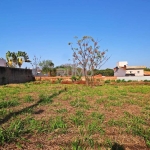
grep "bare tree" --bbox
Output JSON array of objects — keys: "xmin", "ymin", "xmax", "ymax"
[
  {"xmin": 68, "ymin": 36, "xmax": 110, "ymax": 85},
  {"xmin": 30, "ymin": 55, "xmax": 41, "ymax": 75}
]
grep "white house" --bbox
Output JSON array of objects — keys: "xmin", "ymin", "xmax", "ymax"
[
  {"xmin": 114, "ymin": 61, "xmax": 146, "ymax": 77},
  {"xmin": 0, "ymin": 58, "xmax": 6, "ymax": 67}
]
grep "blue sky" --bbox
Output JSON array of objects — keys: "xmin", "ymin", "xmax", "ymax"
[{"xmin": 0, "ymin": 0, "xmax": 150, "ymax": 69}]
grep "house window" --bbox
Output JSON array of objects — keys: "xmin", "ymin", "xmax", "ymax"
[{"xmin": 137, "ymin": 71, "xmax": 140, "ymax": 73}]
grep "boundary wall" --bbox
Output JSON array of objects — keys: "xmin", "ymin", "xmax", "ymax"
[{"xmin": 0, "ymin": 66, "xmax": 34, "ymax": 85}]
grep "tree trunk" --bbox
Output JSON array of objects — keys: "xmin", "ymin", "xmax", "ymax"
[{"xmin": 48, "ymin": 71, "xmax": 51, "ymax": 77}]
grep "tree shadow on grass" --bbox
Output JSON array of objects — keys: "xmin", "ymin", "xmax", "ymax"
[
  {"xmin": 0, "ymin": 88, "xmax": 66, "ymax": 125},
  {"xmin": 33, "ymin": 109, "xmax": 44, "ymax": 114},
  {"xmin": 111, "ymin": 142, "xmax": 125, "ymax": 150}
]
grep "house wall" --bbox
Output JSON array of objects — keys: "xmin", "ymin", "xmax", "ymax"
[
  {"xmin": 114, "ymin": 68, "xmax": 126, "ymax": 77},
  {"xmin": 0, "ymin": 59, "xmax": 6, "ymax": 67},
  {"xmin": 117, "ymin": 61, "xmax": 128, "ymax": 67},
  {"xmin": 126, "ymin": 69, "xmax": 144, "ymax": 76},
  {"xmin": 0, "ymin": 66, "xmax": 35, "ymax": 85}
]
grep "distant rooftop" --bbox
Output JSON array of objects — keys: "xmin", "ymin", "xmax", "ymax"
[
  {"xmin": 144, "ymin": 71, "xmax": 150, "ymax": 76},
  {"xmin": 126, "ymin": 66, "xmax": 146, "ymax": 69}
]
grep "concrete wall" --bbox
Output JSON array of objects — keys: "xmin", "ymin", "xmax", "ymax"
[
  {"xmin": 117, "ymin": 76, "xmax": 150, "ymax": 81},
  {"xmin": 0, "ymin": 66, "xmax": 35, "ymax": 85},
  {"xmin": 114, "ymin": 68, "xmax": 126, "ymax": 77}
]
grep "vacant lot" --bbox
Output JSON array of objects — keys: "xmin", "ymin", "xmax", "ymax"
[{"xmin": 0, "ymin": 81, "xmax": 150, "ymax": 150}]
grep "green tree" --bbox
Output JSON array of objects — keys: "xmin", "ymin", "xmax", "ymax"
[
  {"xmin": 94, "ymin": 68, "xmax": 114, "ymax": 76},
  {"xmin": 39, "ymin": 60, "xmax": 55, "ymax": 76},
  {"xmin": 144, "ymin": 67, "xmax": 150, "ymax": 71}
]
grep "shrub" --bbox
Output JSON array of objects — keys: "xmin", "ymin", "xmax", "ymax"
[
  {"xmin": 127, "ymin": 80, "xmax": 132, "ymax": 82},
  {"xmin": 105, "ymin": 80, "xmax": 110, "ymax": 83},
  {"xmin": 144, "ymin": 80, "xmax": 150, "ymax": 82},
  {"xmin": 121, "ymin": 79, "xmax": 126, "ymax": 82},
  {"xmin": 116, "ymin": 79, "xmax": 121, "ymax": 83}
]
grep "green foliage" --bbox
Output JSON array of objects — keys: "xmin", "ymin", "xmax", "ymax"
[
  {"xmin": 87, "ymin": 121, "xmax": 105, "ymax": 135},
  {"xmin": 127, "ymin": 80, "xmax": 132, "ymax": 82},
  {"xmin": 39, "ymin": 60, "xmax": 56, "ymax": 76},
  {"xmin": 39, "ymin": 60, "xmax": 54, "ymax": 70},
  {"xmin": 0, "ymin": 82, "xmax": 150, "ymax": 148},
  {"xmin": 71, "ymin": 75, "xmax": 82, "ymax": 82},
  {"xmin": 24, "ymin": 95, "xmax": 34, "ymax": 102},
  {"xmin": 94, "ymin": 68, "xmax": 114, "ymax": 76},
  {"xmin": 57, "ymin": 78, "xmax": 63, "ymax": 83},
  {"xmin": 39, "ymin": 94, "xmax": 53, "ymax": 104},
  {"xmin": 49, "ymin": 117, "xmax": 67, "ymax": 131},
  {"xmin": 6, "ymin": 51, "xmax": 30, "ymax": 68},
  {"xmin": 144, "ymin": 67, "xmax": 150, "ymax": 71},
  {"xmin": 0, "ymin": 119, "xmax": 27, "ymax": 145},
  {"xmin": 144, "ymin": 80, "xmax": 150, "ymax": 82},
  {"xmin": 56, "ymin": 108, "xmax": 67, "ymax": 113},
  {"xmin": 70, "ymin": 98, "xmax": 90, "ymax": 109},
  {"xmin": 70, "ymin": 115, "xmax": 85, "ymax": 127},
  {"xmin": 91, "ymin": 112, "xmax": 105, "ymax": 122},
  {"xmin": 116, "ymin": 79, "xmax": 121, "ymax": 83},
  {"xmin": 72, "ymin": 138, "xmax": 84, "ymax": 150},
  {"xmin": 105, "ymin": 80, "xmax": 110, "ymax": 83},
  {"xmin": 0, "ymin": 109, "xmax": 8, "ymax": 118},
  {"xmin": 0, "ymin": 116, "xmax": 67, "ymax": 145},
  {"xmin": 71, "ymin": 76, "xmax": 77, "ymax": 82},
  {"xmin": 121, "ymin": 79, "xmax": 126, "ymax": 82},
  {"xmin": 0, "ymin": 100, "xmax": 19, "ymax": 109}
]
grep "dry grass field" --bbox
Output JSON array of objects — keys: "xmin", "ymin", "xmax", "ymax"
[{"xmin": 0, "ymin": 81, "xmax": 150, "ymax": 150}]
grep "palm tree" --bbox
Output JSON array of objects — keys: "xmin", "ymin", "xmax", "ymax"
[
  {"xmin": 6, "ymin": 51, "xmax": 30, "ymax": 68},
  {"xmin": 6, "ymin": 51, "xmax": 13, "ymax": 67},
  {"xmin": 17, "ymin": 51, "xmax": 31, "ymax": 68},
  {"xmin": 11, "ymin": 52, "xmax": 17, "ymax": 67}
]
